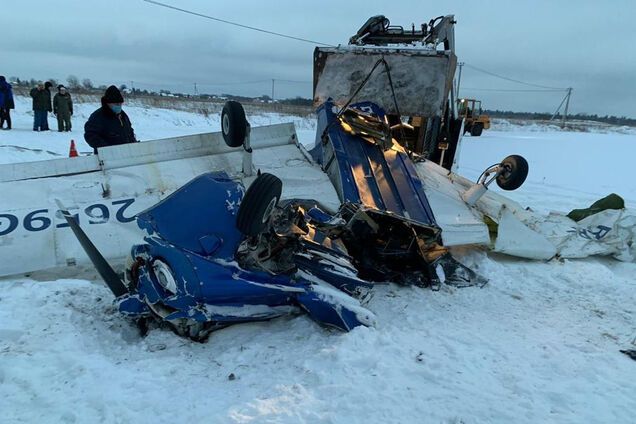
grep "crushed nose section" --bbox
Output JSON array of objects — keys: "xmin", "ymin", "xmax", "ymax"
[
  {"xmin": 240, "ymin": 197, "xmax": 486, "ymax": 290},
  {"xmin": 119, "ymin": 172, "xmax": 378, "ymax": 340}
]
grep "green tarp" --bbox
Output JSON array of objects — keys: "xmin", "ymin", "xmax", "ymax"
[{"xmin": 567, "ymin": 193, "xmax": 625, "ymax": 222}]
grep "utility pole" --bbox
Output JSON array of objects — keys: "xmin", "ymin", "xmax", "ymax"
[
  {"xmin": 130, "ymin": 81, "xmax": 134, "ymax": 94},
  {"xmin": 194, "ymin": 83, "xmax": 198, "ymax": 96},
  {"xmin": 271, "ymin": 79, "xmax": 275, "ymax": 101},
  {"xmin": 561, "ymin": 87, "xmax": 572, "ymax": 128},
  {"xmin": 456, "ymin": 62, "xmax": 465, "ymax": 99},
  {"xmin": 550, "ymin": 91, "xmax": 569, "ymax": 121}
]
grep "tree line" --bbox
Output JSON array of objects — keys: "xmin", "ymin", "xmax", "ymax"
[
  {"xmin": 8, "ymin": 75, "xmax": 313, "ymax": 104},
  {"xmin": 483, "ymin": 109, "xmax": 636, "ymax": 127},
  {"xmin": 11, "ymin": 75, "xmax": 101, "ymax": 91}
]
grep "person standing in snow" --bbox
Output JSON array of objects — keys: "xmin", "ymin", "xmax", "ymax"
[
  {"xmin": 44, "ymin": 81, "xmax": 53, "ymax": 126},
  {"xmin": 0, "ymin": 76, "xmax": 14, "ymax": 130},
  {"xmin": 84, "ymin": 85, "xmax": 138, "ymax": 153},
  {"xmin": 30, "ymin": 81, "xmax": 52, "ymax": 131},
  {"xmin": 53, "ymin": 85, "xmax": 73, "ymax": 132}
]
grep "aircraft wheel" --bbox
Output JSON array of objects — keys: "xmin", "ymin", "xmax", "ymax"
[
  {"xmin": 496, "ymin": 155, "xmax": 529, "ymax": 191},
  {"xmin": 221, "ymin": 101, "xmax": 247, "ymax": 147},
  {"xmin": 236, "ymin": 173, "xmax": 283, "ymax": 236}
]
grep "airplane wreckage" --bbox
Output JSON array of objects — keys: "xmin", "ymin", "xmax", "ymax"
[{"xmin": 1, "ymin": 16, "xmax": 634, "ymax": 340}]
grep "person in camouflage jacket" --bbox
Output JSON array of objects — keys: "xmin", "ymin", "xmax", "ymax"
[{"xmin": 53, "ymin": 85, "xmax": 73, "ymax": 132}]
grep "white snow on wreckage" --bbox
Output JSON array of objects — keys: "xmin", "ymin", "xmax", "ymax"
[{"xmin": 0, "ymin": 14, "xmax": 635, "ymax": 424}]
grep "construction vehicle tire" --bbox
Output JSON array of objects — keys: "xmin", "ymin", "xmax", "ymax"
[{"xmin": 471, "ymin": 123, "xmax": 483, "ymax": 137}]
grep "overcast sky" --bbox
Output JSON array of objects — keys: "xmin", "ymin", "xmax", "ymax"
[{"xmin": 3, "ymin": 0, "xmax": 635, "ymax": 116}]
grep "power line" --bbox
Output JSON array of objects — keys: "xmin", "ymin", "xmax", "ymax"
[
  {"xmin": 129, "ymin": 80, "xmax": 268, "ymax": 88},
  {"xmin": 462, "ymin": 87, "xmax": 565, "ymax": 93},
  {"xmin": 464, "ymin": 63, "xmax": 566, "ymax": 90},
  {"xmin": 275, "ymin": 79, "xmax": 313, "ymax": 84},
  {"xmin": 114, "ymin": 79, "xmax": 308, "ymax": 89},
  {"xmin": 141, "ymin": 0, "xmax": 334, "ymax": 47},
  {"xmin": 196, "ymin": 80, "xmax": 271, "ymax": 87}
]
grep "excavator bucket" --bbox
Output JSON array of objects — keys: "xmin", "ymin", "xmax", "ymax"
[{"xmin": 313, "ymin": 47, "xmax": 457, "ymax": 118}]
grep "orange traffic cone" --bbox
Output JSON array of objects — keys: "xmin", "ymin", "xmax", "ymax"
[{"xmin": 69, "ymin": 139, "xmax": 78, "ymax": 157}]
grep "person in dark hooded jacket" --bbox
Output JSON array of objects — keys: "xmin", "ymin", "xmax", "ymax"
[
  {"xmin": 84, "ymin": 85, "xmax": 138, "ymax": 153},
  {"xmin": 0, "ymin": 76, "xmax": 15, "ymax": 130},
  {"xmin": 30, "ymin": 81, "xmax": 52, "ymax": 131}
]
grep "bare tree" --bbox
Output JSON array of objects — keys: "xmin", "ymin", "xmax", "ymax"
[
  {"xmin": 82, "ymin": 78, "xmax": 94, "ymax": 90},
  {"xmin": 67, "ymin": 75, "xmax": 80, "ymax": 89}
]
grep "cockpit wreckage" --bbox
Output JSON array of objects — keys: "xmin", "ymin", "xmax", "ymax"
[
  {"xmin": 59, "ymin": 95, "xmax": 490, "ymax": 341},
  {"xmin": 4, "ymin": 15, "xmax": 635, "ymax": 341}
]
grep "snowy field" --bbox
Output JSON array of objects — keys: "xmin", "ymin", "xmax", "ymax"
[{"xmin": 1, "ymin": 97, "xmax": 635, "ymax": 423}]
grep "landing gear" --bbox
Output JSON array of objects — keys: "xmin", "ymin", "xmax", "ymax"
[
  {"xmin": 236, "ymin": 173, "xmax": 283, "ymax": 236},
  {"xmin": 496, "ymin": 155, "xmax": 529, "ymax": 191},
  {"xmin": 221, "ymin": 101, "xmax": 248, "ymax": 147},
  {"xmin": 461, "ymin": 154, "xmax": 529, "ymax": 205}
]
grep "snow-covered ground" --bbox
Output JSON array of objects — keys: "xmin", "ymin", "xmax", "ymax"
[
  {"xmin": 1, "ymin": 97, "xmax": 635, "ymax": 423},
  {"xmin": 490, "ymin": 118, "xmax": 636, "ymax": 136}
]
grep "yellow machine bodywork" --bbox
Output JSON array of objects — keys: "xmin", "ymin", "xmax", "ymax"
[{"xmin": 457, "ymin": 98, "xmax": 490, "ymax": 136}]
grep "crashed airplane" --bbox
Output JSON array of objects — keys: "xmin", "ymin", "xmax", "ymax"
[{"xmin": 2, "ymin": 15, "xmax": 634, "ymax": 340}]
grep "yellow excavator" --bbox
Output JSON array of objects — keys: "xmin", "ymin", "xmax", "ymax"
[{"xmin": 457, "ymin": 98, "xmax": 490, "ymax": 136}]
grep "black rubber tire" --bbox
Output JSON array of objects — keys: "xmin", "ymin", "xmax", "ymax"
[
  {"xmin": 496, "ymin": 155, "xmax": 529, "ymax": 191},
  {"xmin": 236, "ymin": 173, "xmax": 283, "ymax": 236},
  {"xmin": 221, "ymin": 101, "xmax": 247, "ymax": 148},
  {"xmin": 470, "ymin": 123, "xmax": 483, "ymax": 137}
]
